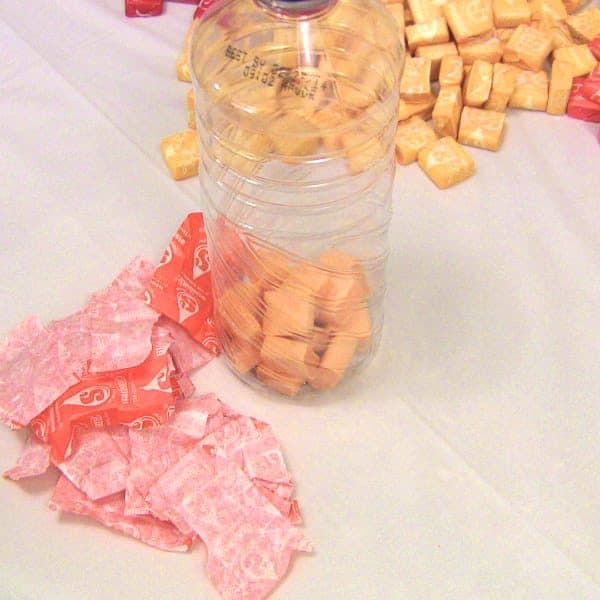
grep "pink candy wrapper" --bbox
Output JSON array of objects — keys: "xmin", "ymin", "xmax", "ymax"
[
  {"xmin": 49, "ymin": 475, "xmax": 193, "ymax": 552},
  {"xmin": 86, "ymin": 257, "xmax": 159, "ymax": 373},
  {"xmin": 0, "ymin": 315, "xmax": 89, "ymax": 429},
  {"xmin": 58, "ymin": 428, "xmax": 130, "ymax": 501},
  {"xmin": 180, "ymin": 450, "xmax": 312, "ymax": 600},
  {"xmin": 3, "ymin": 433, "xmax": 51, "ymax": 480},
  {"xmin": 125, "ymin": 394, "xmax": 221, "ymax": 516}
]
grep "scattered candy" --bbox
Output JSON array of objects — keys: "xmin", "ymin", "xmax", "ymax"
[
  {"xmin": 493, "ymin": 0, "xmax": 532, "ymax": 28},
  {"xmin": 417, "ymin": 136, "xmax": 476, "ymax": 189},
  {"xmin": 503, "ymin": 24, "xmax": 553, "ymax": 71},
  {"xmin": 530, "ymin": 0, "xmax": 568, "ymax": 22},
  {"xmin": 160, "ymin": 129, "xmax": 199, "ymax": 181},
  {"xmin": 458, "ymin": 106, "xmax": 507, "ymax": 151},
  {"xmin": 547, "ymin": 60, "xmax": 574, "ymax": 115},
  {"xmin": 415, "ymin": 42, "xmax": 458, "ymax": 80},
  {"xmin": 395, "ymin": 116, "xmax": 438, "ymax": 164},
  {"xmin": 553, "ymin": 44, "xmax": 598, "ymax": 76},
  {"xmin": 443, "ymin": 0, "xmax": 494, "ymax": 43},
  {"xmin": 509, "ymin": 69, "xmax": 549, "ymax": 111},
  {"xmin": 439, "ymin": 54, "xmax": 464, "ymax": 86},
  {"xmin": 406, "ymin": 17, "xmax": 450, "ymax": 51},
  {"xmin": 432, "ymin": 85, "xmax": 463, "ymax": 138},
  {"xmin": 484, "ymin": 62, "xmax": 518, "ymax": 111},
  {"xmin": 565, "ymin": 6, "xmax": 600, "ymax": 43},
  {"xmin": 463, "ymin": 59, "xmax": 493, "ymax": 107},
  {"xmin": 457, "ymin": 33, "xmax": 504, "ymax": 66},
  {"xmin": 400, "ymin": 57, "xmax": 433, "ymax": 102}
]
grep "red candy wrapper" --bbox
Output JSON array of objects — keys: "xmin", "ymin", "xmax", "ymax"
[
  {"xmin": 125, "ymin": 0, "xmax": 164, "ymax": 17},
  {"xmin": 590, "ymin": 37, "xmax": 600, "ymax": 61},
  {"xmin": 581, "ymin": 66, "xmax": 600, "ymax": 104},
  {"xmin": 567, "ymin": 77, "xmax": 600, "ymax": 123},
  {"xmin": 32, "ymin": 330, "xmax": 179, "ymax": 463},
  {"xmin": 145, "ymin": 213, "xmax": 220, "ymax": 354}
]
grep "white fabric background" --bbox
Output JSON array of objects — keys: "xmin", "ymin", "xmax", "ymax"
[{"xmin": 1, "ymin": 1, "xmax": 599, "ymax": 598}]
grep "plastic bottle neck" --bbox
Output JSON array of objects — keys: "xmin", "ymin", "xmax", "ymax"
[{"xmin": 255, "ymin": 0, "xmax": 336, "ymax": 19}]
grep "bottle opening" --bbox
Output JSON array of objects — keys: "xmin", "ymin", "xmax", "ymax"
[{"xmin": 255, "ymin": 0, "xmax": 336, "ymax": 19}]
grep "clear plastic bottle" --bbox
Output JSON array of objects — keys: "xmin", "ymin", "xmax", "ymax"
[{"xmin": 190, "ymin": 0, "xmax": 405, "ymax": 396}]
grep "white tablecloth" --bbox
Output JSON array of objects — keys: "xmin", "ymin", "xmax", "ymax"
[{"xmin": 1, "ymin": 2, "xmax": 599, "ymax": 598}]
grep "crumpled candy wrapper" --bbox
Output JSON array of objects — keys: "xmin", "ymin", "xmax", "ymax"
[
  {"xmin": 58, "ymin": 428, "xmax": 130, "ymax": 501},
  {"xmin": 157, "ymin": 316, "xmax": 213, "ymax": 374},
  {"xmin": 1, "ymin": 216, "xmax": 311, "ymax": 599},
  {"xmin": 145, "ymin": 213, "xmax": 220, "ymax": 354},
  {"xmin": 31, "ymin": 328, "xmax": 179, "ymax": 463},
  {"xmin": 86, "ymin": 257, "xmax": 159, "ymax": 373},
  {"xmin": 3, "ymin": 433, "xmax": 51, "ymax": 481},
  {"xmin": 180, "ymin": 451, "xmax": 312, "ymax": 600},
  {"xmin": 125, "ymin": 393, "xmax": 222, "ymax": 517},
  {"xmin": 49, "ymin": 475, "xmax": 193, "ymax": 552},
  {"xmin": 0, "ymin": 314, "xmax": 90, "ymax": 429}
]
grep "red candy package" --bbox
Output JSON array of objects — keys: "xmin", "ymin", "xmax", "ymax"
[
  {"xmin": 32, "ymin": 331, "xmax": 179, "ymax": 463},
  {"xmin": 567, "ymin": 77, "xmax": 600, "ymax": 123},
  {"xmin": 125, "ymin": 0, "xmax": 164, "ymax": 17},
  {"xmin": 145, "ymin": 213, "xmax": 220, "ymax": 354},
  {"xmin": 581, "ymin": 66, "xmax": 600, "ymax": 104},
  {"xmin": 590, "ymin": 37, "xmax": 600, "ymax": 61}
]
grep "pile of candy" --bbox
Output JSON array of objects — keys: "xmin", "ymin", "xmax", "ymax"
[
  {"xmin": 392, "ymin": 0, "xmax": 600, "ymax": 188},
  {"xmin": 158, "ymin": 0, "xmax": 599, "ymax": 189},
  {"xmin": 1, "ymin": 214, "xmax": 311, "ymax": 600}
]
